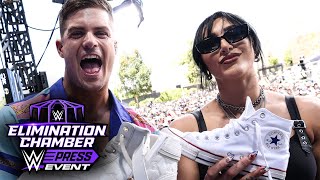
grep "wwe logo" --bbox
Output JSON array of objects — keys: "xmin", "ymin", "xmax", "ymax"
[
  {"xmin": 52, "ymin": 110, "xmax": 64, "ymax": 121},
  {"xmin": 22, "ymin": 150, "xmax": 45, "ymax": 171}
]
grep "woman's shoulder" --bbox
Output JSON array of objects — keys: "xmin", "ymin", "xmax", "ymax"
[
  {"xmin": 289, "ymin": 94, "xmax": 320, "ymax": 118},
  {"xmin": 294, "ymin": 94, "xmax": 320, "ymax": 106},
  {"xmin": 266, "ymin": 90, "xmax": 320, "ymax": 118},
  {"xmin": 169, "ymin": 113, "xmax": 199, "ymax": 132}
]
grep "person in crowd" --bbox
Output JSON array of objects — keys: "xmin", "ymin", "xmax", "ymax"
[
  {"xmin": 0, "ymin": 0, "xmax": 154, "ymax": 179},
  {"xmin": 170, "ymin": 11, "xmax": 320, "ymax": 179}
]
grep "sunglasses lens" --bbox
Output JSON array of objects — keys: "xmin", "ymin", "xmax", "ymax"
[
  {"xmin": 196, "ymin": 37, "xmax": 220, "ymax": 54},
  {"xmin": 224, "ymin": 24, "xmax": 248, "ymax": 43},
  {"xmin": 196, "ymin": 24, "xmax": 249, "ymax": 54}
]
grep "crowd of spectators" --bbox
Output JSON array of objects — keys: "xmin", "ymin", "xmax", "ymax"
[
  {"xmin": 136, "ymin": 63, "xmax": 320, "ymax": 130},
  {"xmin": 135, "ymin": 89, "xmax": 216, "ymax": 129}
]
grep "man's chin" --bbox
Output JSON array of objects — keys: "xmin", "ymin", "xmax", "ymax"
[
  {"xmin": 82, "ymin": 79, "xmax": 109, "ymax": 91},
  {"xmin": 80, "ymin": 83, "xmax": 104, "ymax": 92}
]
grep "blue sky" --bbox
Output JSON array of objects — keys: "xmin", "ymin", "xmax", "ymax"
[{"xmin": 1, "ymin": 0, "xmax": 320, "ymax": 97}]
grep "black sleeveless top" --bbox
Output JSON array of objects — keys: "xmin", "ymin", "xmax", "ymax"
[{"xmin": 192, "ymin": 96, "xmax": 317, "ymax": 180}]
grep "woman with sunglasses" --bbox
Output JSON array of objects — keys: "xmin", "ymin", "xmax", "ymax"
[{"xmin": 170, "ymin": 11, "xmax": 320, "ymax": 180}]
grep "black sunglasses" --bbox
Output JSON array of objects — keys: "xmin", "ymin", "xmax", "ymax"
[{"xmin": 195, "ymin": 24, "xmax": 249, "ymax": 54}]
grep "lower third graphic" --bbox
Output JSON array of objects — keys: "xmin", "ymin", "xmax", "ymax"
[{"xmin": 6, "ymin": 99, "xmax": 107, "ymax": 172}]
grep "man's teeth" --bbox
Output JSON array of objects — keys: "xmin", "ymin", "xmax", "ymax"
[{"xmin": 82, "ymin": 55, "xmax": 99, "ymax": 60}]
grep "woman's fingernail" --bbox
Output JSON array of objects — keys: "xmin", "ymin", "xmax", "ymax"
[
  {"xmin": 259, "ymin": 167, "xmax": 267, "ymax": 174},
  {"xmin": 248, "ymin": 151, "xmax": 258, "ymax": 160}
]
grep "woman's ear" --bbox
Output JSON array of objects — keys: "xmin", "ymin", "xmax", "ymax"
[{"xmin": 56, "ymin": 39, "xmax": 64, "ymax": 58}]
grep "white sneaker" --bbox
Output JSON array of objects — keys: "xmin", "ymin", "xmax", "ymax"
[
  {"xmin": 168, "ymin": 97, "xmax": 293, "ymax": 180},
  {"xmin": 19, "ymin": 122, "xmax": 181, "ymax": 180},
  {"xmin": 91, "ymin": 122, "xmax": 181, "ymax": 180}
]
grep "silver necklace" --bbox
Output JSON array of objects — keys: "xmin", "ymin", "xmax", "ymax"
[
  {"xmin": 219, "ymin": 103, "xmax": 237, "ymax": 119},
  {"xmin": 216, "ymin": 88, "xmax": 265, "ymax": 117}
]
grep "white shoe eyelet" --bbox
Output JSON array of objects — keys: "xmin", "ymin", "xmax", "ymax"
[
  {"xmin": 260, "ymin": 113, "xmax": 265, "ymax": 118},
  {"xmin": 120, "ymin": 134, "xmax": 124, "ymax": 138},
  {"xmin": 299, "ymin": 129, "xmax": 304, "ymax": 133},
  {"xmin": 227, "ymin": 152, "xmax": 234, "ymax": 157},
  {"xmin": 234, "ymin": 130, "xmax": 240, "ymax": 136},
  {"xmin": 215, "ymin": 136, "xmax": 219, "ymax": 140},
  {"xmin": 123, "ymin": 127, "xmax": 129, "ymax": 132},
  {"xmin": 244, "ymin": 126, "xmax": 249, "ymax": 131},
  {"xmin": 225, "ymin": 134, "xmax": 230, "ymax": 139},
  {"xmin": 301, "ymin": 136, "xmax": 305, "ymax": 139},
  {"xmin": 205, "ymin": 135, "xmax": 209, "ymax": 140},
  {"xmin": 112, "ymin": 149, "xmax": 116, "ymax": 153},
  {"xmin": 252, "ymin": 120, "xmax": 257, "ymax": 125}
]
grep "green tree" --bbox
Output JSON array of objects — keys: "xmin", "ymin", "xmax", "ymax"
[
  {"xmin": 268, "ymin": 56, "xmax": 279, "ymax": 66},
  {"xmin": 179, "ymin": 41, "xmax": 200, "ymax": 84},
  {"xmin": 284, "ymin": 50, "xmax": 293, "ymax": 66},
  {"xmin": 112, "ymin": 87, "xmax": 123, "ymax": 101},
  {"xmin": 157, "ymin": 89, "xmax": 183, "ymax": 102},
  {"xmin": 118, "ymin": 49, "xmax": 152, "ymax": 107}
]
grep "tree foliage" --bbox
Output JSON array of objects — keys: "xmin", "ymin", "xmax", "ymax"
[
  {"xmin": 118, "ymin": 49, "xmax": 152, "ymax": 107},
  {"xmin": 268, "ymin": 56, "xmax": 279, "ymax": 66},
  {"xmin": 284, "ymin": 50, "xmax": 293, "ymax": 66},
  {"xmin": 156, "ymin": 88, "xmax": 183, "ymax": 102},
  {"xmin": 179, "ymin": 41, "xmax": 200, "ymax": 84}
]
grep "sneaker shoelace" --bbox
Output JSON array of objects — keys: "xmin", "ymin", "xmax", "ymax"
[
  {"xmin": 226, "ymin": 119, "xmax": 272, "ymax": 180},
  {"xmin": 253, "ymin": 120, "xmax": 272, "ymax": 180}
]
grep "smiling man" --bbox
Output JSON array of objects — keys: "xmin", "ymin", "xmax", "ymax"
[{"xmin": 0, "ymin": 0, "xmax": 154, "ymax": 179}]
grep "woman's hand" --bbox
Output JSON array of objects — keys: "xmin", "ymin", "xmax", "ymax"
[{"xmin": 204, "ymin": 152, "xmax": 268, "ymax": 180}]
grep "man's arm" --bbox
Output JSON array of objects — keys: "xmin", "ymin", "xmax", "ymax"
[
  {"xmin": 0, "ymin": 106, "xmax": 24, "ymax": 179},
  {"xmin": 126, "ymin": 108, "xmax": 157, "ymax": 133}
]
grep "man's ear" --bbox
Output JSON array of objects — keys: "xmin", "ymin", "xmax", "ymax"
[{"xmin": 56, "ymin": 39, "xmax": 64, "ymax": 58}]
